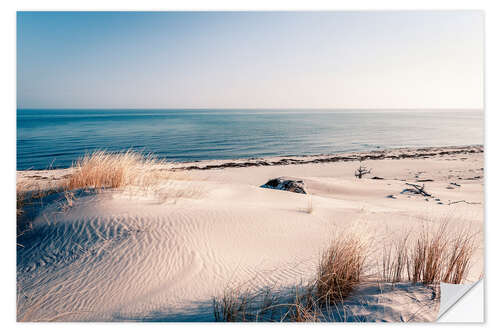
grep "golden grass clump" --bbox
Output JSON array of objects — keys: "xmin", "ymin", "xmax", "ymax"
[
  {"xmin": 381, "ymin": 221, "xmax": 478, "ymax": 285},
  {"xmin": 316, "ymin": 234, "xmax": 366, "ymax": 304},
  {"xmin": 409, "ymin": 224, "xmax": 447, "ymax": 284},
  {"xmin": 441, "ymin": 229, "xmax": 477, "ymax": 284},
  {"xmin": 213, "ymin": 233, "xmax": 367, "ymax": 322},
  {"xmin": 409, "ymin": 222, "xmax": 477, "ymax": 285},
  {"xmin": 382, "ymin": 233, "xmax": 410, "ymax": 283},
  {"xmin": 65, "ymin": 150, "xmax": 170, "ymax": 191},
  {"xmin": 287, "ymin": 286, "xmax": 325, "ymax": 322}
]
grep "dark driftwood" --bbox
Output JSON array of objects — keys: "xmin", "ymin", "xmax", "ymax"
[
  {"xmin": 447, "ymin": 200, "xmax": 480, "ymax": 205},
  {"xmin": 404, "ymin": 183, "xmax": 431, "ymax": 197},
  {"xmin": 355, "ymin": 165, "xmax": 371, "ymax": 179}
]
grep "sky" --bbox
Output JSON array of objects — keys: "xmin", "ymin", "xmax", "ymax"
[{"xmin": 17, "ymin": 11, "xmax": 483, "ymax": 109}]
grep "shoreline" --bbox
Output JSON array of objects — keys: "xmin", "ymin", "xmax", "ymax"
[
  {"xmin": 178, "ymin": 144, "xmax": 483, "ymax": 170},
  {"xmin": 17, "ymin": 144, "xmax": 483, "ymax": 175}
]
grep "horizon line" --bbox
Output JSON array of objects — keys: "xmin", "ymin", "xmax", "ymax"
[{"xmin": 17, "ymin": 107, "xmax": 484, "ymax": 111}]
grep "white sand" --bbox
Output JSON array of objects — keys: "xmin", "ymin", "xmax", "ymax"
[{"xmin": 16, "ymin": 146, "xmax": 483, "ymax": 322}]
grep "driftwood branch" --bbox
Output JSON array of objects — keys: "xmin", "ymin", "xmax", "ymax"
[
  {"xmin": 404, "ymin": 183, "xmax": 431, "ymax": 197},
  {"xmin": 355, "ymin": 165, "xmax": 371, "ymax": 179},
  {"xmin": 447, "ymin": 200, "xmax": 480, "ymax": 205}
]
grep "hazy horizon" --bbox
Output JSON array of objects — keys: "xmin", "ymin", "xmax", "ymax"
[
  {"xmin": 17, "ymin": 11, "xmax": 484, "ymax": 110},
  {"xmin": 17, "ymin": 107, "xmax": 483, "ymax": 111}
]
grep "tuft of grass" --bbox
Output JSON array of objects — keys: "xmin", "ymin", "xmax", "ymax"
[
  {"xmin": 213, "ymin": 287, "xmax": 248, "ymax": 322},
  {"xmin": 409, "ymin": 225, "xmax": 446, "ymax": 284},
  {"xmin": 409, "ymin": 222, "xmax": 477, "ymax": 284},
  {"xmin": 382, "ymin": 232, "xmax": 410, "ymax": 283},
  {"xmin": 316, "ymin": 234, "xmax": 366, "ymax": 304},
  {"xmin": 17, "ymin": 151, "xmax": 193, "ymax": 241},
  {"xmin": 380, "ymin": 221, "xmax": 478, "ymax": 285},
  {"xmin": 287, "ymin": 286, "xmax": 325, "ymax": 322},
  {"xmin": 441, "ymin": 229, "xmax": 476, "ymax": 284},
  {"xmin": 64, "ymin": 150, "xmax": 171, "ymax": 191},
  {"xmin": 213, "ymin": 233, "xmax": 367, "ymax": 322},
  {"xmin": 213, "ymin": 285, "xmax": 281, "ymax": 322}
]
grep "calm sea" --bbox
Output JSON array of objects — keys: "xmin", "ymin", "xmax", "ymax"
[{"xmin": 17, "ymin": 109, "xmax": 483, "ymax": 170}]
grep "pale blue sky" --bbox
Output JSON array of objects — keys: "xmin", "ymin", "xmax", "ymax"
[{"xmin": 17, "ymin": 11, "xmax": 483, "ymax": 109}]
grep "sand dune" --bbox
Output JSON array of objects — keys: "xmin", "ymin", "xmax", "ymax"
[{"xmin": 16, "ymin": 146, "xmax": 483, "ymax": 322}]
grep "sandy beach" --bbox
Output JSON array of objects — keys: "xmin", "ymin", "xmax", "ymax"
[{"xmin": 16, "ymin": 145, "xmax": 484, "ymax": 322}]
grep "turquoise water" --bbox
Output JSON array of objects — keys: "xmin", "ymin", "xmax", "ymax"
[{"xmin": 17, "ymin": 109, "xmax": 483, "ymax": 170}]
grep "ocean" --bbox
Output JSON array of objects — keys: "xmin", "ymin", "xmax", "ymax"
[{"xmin": 17, "ymin": 109, "xmax": 483, "ymax": 170}]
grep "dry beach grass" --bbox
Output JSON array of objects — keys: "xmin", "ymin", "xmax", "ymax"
[
  {"xmin": 381, "ymin": 221, "xmax": 478, "ymax": 285},
  {"xmin": 316, "ymin": 233, "xmax": 366, "ymax": 304},
  {"xmin": 17, "ymin": 150, "xmax": 193, "ymax": 216},
  {"xmin": 65, "ymin": 150, "xmax": 172, "ymax": 191},
  {"xmin": 213, "ymin": 221, "xmax": 479, "ymax": 322}
]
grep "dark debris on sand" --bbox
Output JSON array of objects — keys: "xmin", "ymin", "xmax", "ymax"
[{"xmin": 261, "ymin": 177, "xmax": 307, "ymax": 194}]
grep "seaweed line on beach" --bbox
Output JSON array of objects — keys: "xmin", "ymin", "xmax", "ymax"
[{"xmin": 177, "ymin": 145, "xmax": 483, "ymax": 171}]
